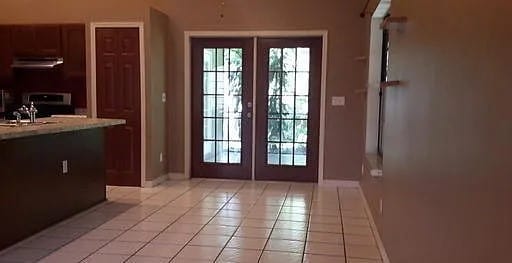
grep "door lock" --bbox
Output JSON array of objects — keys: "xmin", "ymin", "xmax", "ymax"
[{"xmin": 247, "ymin": 112, "xmax": 252, "ymax": 119}]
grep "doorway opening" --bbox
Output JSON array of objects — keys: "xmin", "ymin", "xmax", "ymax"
[
  {"xmin": 190, "ymin": 36, "xmax": 323, "ymax": 182},
  {"xmin": 91, "ymin": 23, "xmax": 146, "ymax": 187},
  {"xmin": 377, "ymin": 21, "xmax": 390, "ymax": 156}
]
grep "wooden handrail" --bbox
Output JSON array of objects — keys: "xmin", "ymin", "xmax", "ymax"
[
  {"xmin": 380, "ymin": 80, "xmax": 402, "ymax": 89},
  {"xmin": 355, "ymin": 81, "xmax": 403, "ymax": 94},
  {"xmin": 354, "ymin": 89, "xmax": 368, "ymax": 94},
  {"xmin": 380, "ymin": 16, "xmax": 408, "ymax": 29}
]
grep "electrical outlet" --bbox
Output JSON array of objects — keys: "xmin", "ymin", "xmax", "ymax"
[
  {"xmin": 162, "ymin": 92, "xmax": 166, "ymax": 103},
  {"xmin": 379, "ymin": 198, "xmax": 383, "ymax": 215},
  {"xmin": 160, "ymin": 152, "xmax": 164, "ymax": 163},
  {"xmin": 62, "ymin": 160, "xmax": 68, "ymax": 174}
]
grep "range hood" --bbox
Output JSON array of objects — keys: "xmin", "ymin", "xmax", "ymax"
[{"xmin": 11, "ymin": 57, "xmax": 64, "ymax": 69}]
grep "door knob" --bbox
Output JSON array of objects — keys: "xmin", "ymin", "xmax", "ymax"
[{"xmin": 247, "ymin": 112, "xmax": 252, "ymax": 119}]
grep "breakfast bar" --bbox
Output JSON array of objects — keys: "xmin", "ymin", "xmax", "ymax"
[{"xmin": 0, "ymin": 117, "xmax": 125, "ymax": 250}]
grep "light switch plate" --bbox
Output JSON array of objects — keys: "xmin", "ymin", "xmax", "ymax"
[
  {"xmin": 62, "ymin": 160, "xmax": 68, "ymax": 174},
  {"xmin": 331, "ymin": 96, "xmax": 345, "ymax": 106}
]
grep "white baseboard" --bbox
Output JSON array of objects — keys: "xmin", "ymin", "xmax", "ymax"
[
  {"xmin": 169, "ymin": 172, "xmax": 188, "ymax": 180},
  {"xmin": 320, "ymin": 180, "xmax": 360, "ymax": 187},
  {"xmin": 144, "ymin": 174, "xmax": 168, "ymax": 188},
  {"xmin": 359, "ymin": 187, "xmax": 391, "ymax": 263}
]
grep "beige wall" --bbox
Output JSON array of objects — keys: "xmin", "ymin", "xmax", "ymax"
[
  {"xmin": 162, "ymin": 0, "xmax": 370, "ymax": 180},
  {"xmin": 0, "ymin": 1, "xmax": 147, "ymax": 23},
  {"xmin": 0, "ymin": 0, "xmax": 371, "ymax": 181},
  {"xmin": 146, "ymin": 8, "xmax": 169, "ymax": 181},
  {"xmin": 367, "ymin": 0, "xmax": 512, "ymax": 262}
]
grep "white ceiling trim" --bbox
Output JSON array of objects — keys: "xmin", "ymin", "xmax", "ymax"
[{"xmin": 373, "ymin": 0, "xmax": 391, "ymax": 18}]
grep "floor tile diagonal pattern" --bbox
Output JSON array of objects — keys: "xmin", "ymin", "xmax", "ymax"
[{"xmin": 0, "ymin": 179, "xmax": 384, "ymax": 263}]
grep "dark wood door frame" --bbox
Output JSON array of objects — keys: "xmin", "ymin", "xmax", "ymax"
[
  {"xmin": 93, "ymin": 24, "xmax": 144, "ymax": 187},
  {"xmin": 186, "ymin": 32, "xmax": 327, "ymax": 183},
  {"xmin": 191, "ymin": 38, "xmax": 254, "ymax": 180},
  {"xmin": 255, "ymin": 37, "xmax": 323, "ymax": 182}
]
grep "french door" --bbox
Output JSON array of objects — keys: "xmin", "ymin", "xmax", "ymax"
[
  {"xmin": 191, "ymin": 38, "xmax": 254, "ymax": 179},
  {"xmin": 191, "ymin": 37, "xmax": 322, "ymax": 182},
  {"xmin": 255, "ymin": 38, "xmax": 322, "ymax": 182}
]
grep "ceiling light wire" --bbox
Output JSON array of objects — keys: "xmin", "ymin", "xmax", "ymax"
[{"xmin": 360, "ymin": 0, "xmax": 372, "ymax": 18}]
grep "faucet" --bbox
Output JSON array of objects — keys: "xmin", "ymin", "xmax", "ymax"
[
  {"xmin": 18, "ymin": 102, "xmax": 38, "ymax": 123},
  {"xmin": 13, "ymin": 111, "xmax": 21, "ymax": 125},
  {"xmin": 29, "ymin": 102, "xmax": 38, "ymax": 123}
]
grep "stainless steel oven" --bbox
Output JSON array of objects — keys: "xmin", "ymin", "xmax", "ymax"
[{"xmin": 22, "ymin": 92, "xmax": 74, "ymax": 117}]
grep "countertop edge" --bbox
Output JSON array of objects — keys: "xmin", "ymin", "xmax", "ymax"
[{"xmin": 0, "ymin": 118, "xmax": 126, "ymax": 141}]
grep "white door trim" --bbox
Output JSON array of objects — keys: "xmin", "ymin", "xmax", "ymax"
[
  {"xmin": 184, "ymin": 30, "xmax": 328, "ymax": 183},
  {"xmin": 90, "ymin": 22, "xmax": 147, "ymax": 187}
]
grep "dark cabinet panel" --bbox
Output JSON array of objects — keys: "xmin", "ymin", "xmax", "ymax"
[
  {"xmin": 11, "ymin": 25, "xmax": 62, "ymax": 57},
  {"xmin": 0, "ymin": 26, "xmax": 13, "ymax": 85},
  {"xmin": 0, "ymin": 129, "xmax": 106, "ymax": 251},
  {"xmin": 1, "ymin": 24, "xmax": 87, "ymax": 107},
  {"xmin": 35, "ymin": 25, "xmax": 62, "ymax": 57},
  {"xmin": 11, "ymin": 26, "xmax": 35, "ymax": 57},
  {"xmin": 62, "ymin": 24, "xmax": 86, "ymax": 77}
]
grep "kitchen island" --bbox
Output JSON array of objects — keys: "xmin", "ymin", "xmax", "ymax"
[{"xmin": 0, "ymin": 117, "xmax": 125, "ymax": 250}]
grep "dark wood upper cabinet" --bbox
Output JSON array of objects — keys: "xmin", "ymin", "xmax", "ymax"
[
  {"xmin": 35, "ymin": 25, "xmax": 61, "ymax": 57},
  {"xmin": 0, "ymin": 26, "xmax": 13, "ymax": 85},
  {"xmin": 11, "ymin": 25, "xmax": 62, "ymax": 57},
  {"xmin": 11, "ymin": 26, "xmax": 34, "ymax": 57},
  {"xmin": 0, "ymin": 24, "xmax": 86, "ymax": 101},
  {"xmin": 62, "ymin": 24, "xmax": 86, "ymax": 77}
]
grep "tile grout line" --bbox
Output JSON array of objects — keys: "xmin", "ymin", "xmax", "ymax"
[
  {"xmin": 337, "ymin": 186, "xmax": 348, "ymax": 263},
  {"xmin": 300, "ymin": 184, "xmax": 316, "ymax": 263},
  {"xmin": 165, "ymin": 181, "xmax": 249, "ymax": 263},
  {"xmin": 212, "ymin": 183, "xmax": 272, "ymax": 263},
  {"xmin": 121, "ymin": 179, "xmax": 231, "ymax": 262},
  {"xmin": 74, "ymin": 179, "xmax": 207, "ymax": 262},
  {"xmin": 0, "ymin": 182, "xmax": 172, "ymax": 260},
  {"xmin": 4, "ymin": 180, "xmax": 355, "ymax": 263},
  {"xmin": 357, "ymin": 186, "xmax": 388, "ymax": 263},
  {"xmin": 256, "ymin": 184, "xmax": 292, "ymax": 263}
]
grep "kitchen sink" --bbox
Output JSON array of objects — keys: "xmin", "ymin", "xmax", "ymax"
[{"xmin": 0, "ymin": 120, "xmax": 59, "ymax": 127}]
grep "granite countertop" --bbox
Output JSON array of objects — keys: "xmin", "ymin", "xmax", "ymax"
[{"xmin": 0, "ymin": 117, "xmax": 126, "ymax": 140}]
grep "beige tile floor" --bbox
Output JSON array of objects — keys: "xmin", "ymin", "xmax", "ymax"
[{"xmin": 0, "ymin": 179, "xmax": 383, "ymax": 263}]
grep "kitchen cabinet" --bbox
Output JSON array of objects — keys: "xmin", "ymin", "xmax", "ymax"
[
  {"xmin": 10, "ymin": 26, "xmax": 33, "ymax": 57},
  {"xmin": 62, "ymin": 24, "xmax": 86, "ymax": 77},
  {"xmin": 0, "ymin": 121, "xmax": 122, "ymax": 250},
  {"xmin": 0, "ymin": 26, "xmax": 13, "ymax": 86},
  {"xmin": 35, "ymin": 25, "xmax": 62, "ymax": 57},
  {"xmin": 0, "ymin": 129, "xmax": 105, "ymax": 251},
  {"xmin": 11, "ymin": 25, "xmax": 62, "ymax": 57},
  {"xmin": 0, "ymin": 24, "xmax": 86, "ymax": 106}
]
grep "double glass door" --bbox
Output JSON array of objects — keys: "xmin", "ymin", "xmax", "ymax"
[{"xmin": 191, "ymin": 37, "xmax": 322, "ymax": 182}]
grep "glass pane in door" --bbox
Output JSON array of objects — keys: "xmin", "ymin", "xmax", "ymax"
[
  {"xmin": 266, "ymin": 47, "xmax": 310, "ymax": 166},
  {"xmin": 202, "ymin": 48, "xmax": 243, "ymax": 164}
]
